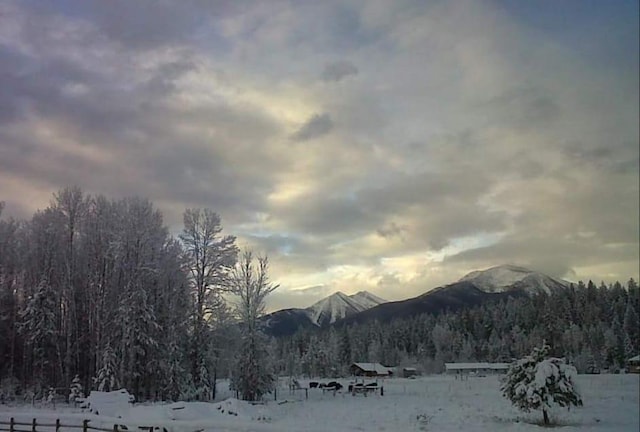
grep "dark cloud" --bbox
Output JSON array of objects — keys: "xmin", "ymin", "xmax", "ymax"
[
  {"xmin": 291, "ymin": 113, "xmax": 334, "ymax": 141},
  {"xmin": 321, "ymin": 60, "xmax": 358, "ymax": 82},
  {"xmin": 376, "ymin": 222, "xmax": 406, "ymax": 239}
]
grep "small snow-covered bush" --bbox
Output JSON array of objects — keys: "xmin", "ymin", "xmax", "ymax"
[
  {"xmin": 501, "ymin": 343, "xmax": 582, "ymax": 425},
  {"xmin": 416, "ymin": 413, "xmax": 434, "ymax": 431}
]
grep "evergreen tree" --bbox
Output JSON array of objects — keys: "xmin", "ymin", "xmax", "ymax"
[
  {"xmin": 623, "ymin": 300, "xmax": 639, "ymax": 357},
  {"xmin": 95, "ymin": 346, "xmax": 119, "ymax": 392},
  {"xmin": 69, "ymin": 374, "xmax": 84, "ymax": 404},
  {"xmin": 19, "ymin": 279, "xmax": 57, "ymax": 387},
  {"xmin": 501, "ymin": 343, "xmax": 582, "ymax": 425}
]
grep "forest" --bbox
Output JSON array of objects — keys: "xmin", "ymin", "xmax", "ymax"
[{"xmin": 0, "ymin": 188, "xmax": 638, "ymax": 402}]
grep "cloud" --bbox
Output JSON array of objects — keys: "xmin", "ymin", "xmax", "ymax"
[
  {"xmin": 0, "ymin": 0, "xmax": 637, "ymax": 307},
  {"xmin": 321, "ymin": 60, "xmax": 358, "ymax": 82},
  {"xmin": 291, "ymin": 112, "xmax": 334, "ymax": 141}
]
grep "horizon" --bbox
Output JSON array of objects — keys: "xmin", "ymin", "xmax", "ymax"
[
  {"xmin": 1, "ymin": 1, "xmax": 638, "ymax": 311},
  {"xmin": 266, "ymin": 263, "xmax": 636, "ymax": 313}
]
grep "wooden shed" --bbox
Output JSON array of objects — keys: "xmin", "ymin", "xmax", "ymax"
[
  {"xmin": 402, "ymin": 367, "xmax": 418, "ymax": 378},
  {"xmin": 626, "ymin": 355, "xmax": 640, "ymax": 374},
  {"xmin": 349, "ymin": 362, "xmax": 393, "ymax": 377}
]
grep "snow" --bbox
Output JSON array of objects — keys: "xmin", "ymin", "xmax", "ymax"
[
  {"xmin": 459, "ymin": 264, "xmax": 568, "ymax": 294},
  {"xmin": 306, "ymin": 291, "xmax": 386, "ymax": 326},
  {"xmin": 2, "ymin": 374, "xmax": 637, "ymax": 432},
  {"xmin": 82, "ymin": 390, "xmax": 134, "ymax": 417}
]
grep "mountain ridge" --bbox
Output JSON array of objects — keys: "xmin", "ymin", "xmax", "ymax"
[
  {"xmin": 261, "ymin": 265, "xmax": 570, "ymax": 336},
  {"xmin": 260, "ymin": 290, "xmax": 387, "ymax": 336},
  {"xmin": 337, "ymin": 264, "xmax": 569, "ymax": 327}
]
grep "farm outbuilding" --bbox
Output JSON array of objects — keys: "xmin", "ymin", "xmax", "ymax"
[
  {"xmin": 626, "ymin": 355, "xmax": 640, "ymax": 374},
  {"xmin": 402, "ymin": 367, "xmax": 418, "ymax": 378},
  {"xmin": 350, "ymin": 363, "xmax": 393, "ymax": 377},
  {"xmin": 444, "ymin": 362, "xmax": 509, "ymax": 375}
]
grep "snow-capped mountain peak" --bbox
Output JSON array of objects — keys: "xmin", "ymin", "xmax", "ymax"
[
  {"xmin": 305, "ymin": 290, "xmax": 387, "ymax": 326},
  {"xmin": 350, "ymin": 291, "xmax": 387, "ymax": 308},
  {"xmin": 459, "ymin": 264, "xmax": 568, "ymax": 295}
]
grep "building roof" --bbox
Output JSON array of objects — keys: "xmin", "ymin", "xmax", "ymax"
[
  {"xmin": 352, "ymin": 362, "xmax": 392, "ymax": 374},
  {"xmin": 627, "ymin": 355, "xmax": 640, "ymax": 362},
  {"xmin": 403, "ymin": 367, "xmax": 417, "ymax": 371},
  {"xmin": 444, "ymin": 362, "xmax": 510, "ymax": 370}
]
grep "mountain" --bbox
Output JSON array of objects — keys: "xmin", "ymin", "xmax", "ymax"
[
  {"xmin": 337, "ymin": 265, "xmax": 569, "ymax": 327},
  {"xmin": 459, "ymin": 264, "xmax": 568, "ymax": 295},
  {"xmin": 260, "ymin": 290, "xmax": 387, "ymax": 336},
  {"xmin": 307, "ymin": 290, "xmax": 387, "ymax": 327}
]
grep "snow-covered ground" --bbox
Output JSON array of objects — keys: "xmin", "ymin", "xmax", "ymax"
[{"xmin": 1, "ymin": 374, "xmax": 638, "ymax": 432}]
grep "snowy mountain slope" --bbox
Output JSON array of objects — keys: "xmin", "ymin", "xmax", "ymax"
[
  {"xmin": 260, "ymin": 290, "xmax": 387, "ymax": 336},
  {"xmin": 459, "ymin": 264, "xmax": 569, "ymax": 295},
  {"xmin": 339, "ymin": 265, "xmax": 570, "ymax": 327},
  {"xmin": 263, "ymin": 265, "xmax": 569, "ymax": 334},
  {"xmin": 306, "ymin": 291, "xmax": 387, "ymax": 327},
  {"xmin": 350, "ymin": 290, "xmax": 387, "ymax": 308}
]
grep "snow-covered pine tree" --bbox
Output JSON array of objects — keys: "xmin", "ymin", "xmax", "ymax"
[
  {"xmin": 95, "ymin": 346, "xmax": 119, "ymax": 392},
  {"xmin": 163, "ymin": 340, "xmax": 187, "ymax": 401},
  {"xmin": 47, "ymin": 387, "xmax": 56, "ymax": 405},
  {"xmin": 18, "ymin": 279, "xmax": 57, "ymax": 387},
  {"xmin": 69, "ymin": 374, "xmax": 84, "ymax": 404},
  {"xmin": 230, "ymin": 334, "xmax": 275, "ymax": 401},
  {"xmin": 501, "ymin": 342, "xmax": 582, "ymax": 425}
]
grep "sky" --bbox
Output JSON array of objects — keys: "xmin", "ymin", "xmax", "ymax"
[{"xmin": 0, "ymin": 0, "xmax": 638, "ymax": 311}]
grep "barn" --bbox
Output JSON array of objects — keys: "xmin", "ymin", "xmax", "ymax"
[
  {"xmin": 626, "ymin": 355, "xmax": 640, "ymax": 374},
  {"xmin": 444, "ymin": 362, "xmax": 509, "ymax": 376},
  {"xmin": 402, "ymin": 367, "xmax": 418, "ymax": 378},
  {"xmin": 350, "ymin": 362, "xmax": 393, "ymax": 377}
]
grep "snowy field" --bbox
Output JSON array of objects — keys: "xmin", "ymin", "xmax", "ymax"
[{"xmin": 1, "ymin": 374, "xmax": 638, "ymax": 432}]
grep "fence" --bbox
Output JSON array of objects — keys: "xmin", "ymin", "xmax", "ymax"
[{"xmin": 0, "ymin": 418, "xmax": 161, "ymax": 432}]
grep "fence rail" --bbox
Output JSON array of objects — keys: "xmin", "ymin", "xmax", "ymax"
[{"xmin": 0, "ymin": 418, "xmax": 159, "ymax": 432}]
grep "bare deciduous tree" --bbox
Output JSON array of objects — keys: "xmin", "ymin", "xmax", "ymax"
[
  {"xmin": 180, "ymin": 208, "xmax": 237, "ymax": 398},
  {"xmin": 229, "ymin": 250, "xmax": 278, "ymax": 401}
]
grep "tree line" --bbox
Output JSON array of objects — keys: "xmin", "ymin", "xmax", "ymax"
[
  {"xmin": 2, "ymin": 187, "xmax": 637, "ymax": 402},
  {"xmin": 272, "ymin": 279, "xmax": 639, "ymax": 376},
  {"xmin": 0, "ymin": 187, "xmax": 276, "ymax": 402}
]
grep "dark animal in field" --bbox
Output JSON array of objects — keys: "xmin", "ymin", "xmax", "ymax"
[
  {"xmin": 309, "ymin": 382, "xmax": 319, "ymax": 388},
  {"xmin": 326, "ymin": 381, "xmax": 343, "ymax": 390},
  {"xmin": 348, "ymin": 383, "xmax": 362, "ymax": 392}
]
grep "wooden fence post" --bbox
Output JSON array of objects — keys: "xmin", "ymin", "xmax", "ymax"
[
  {"xmin": 9, "ymin": 417, "xmax": 14, "ymax": 432},
  {"xmin": 31, "ymin": 418, "xmax": 36, "ymax": 432},
  {"xmin": 113, "ymin": 424, "xmax": 118, "ymax": 432},
  {"xmin": 83, "ymin": 419, "xmax": 89, "ymax": 432},
  {"xmin": 55, "ymin": 419, "xmax": 61, "ymax": 432}
]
